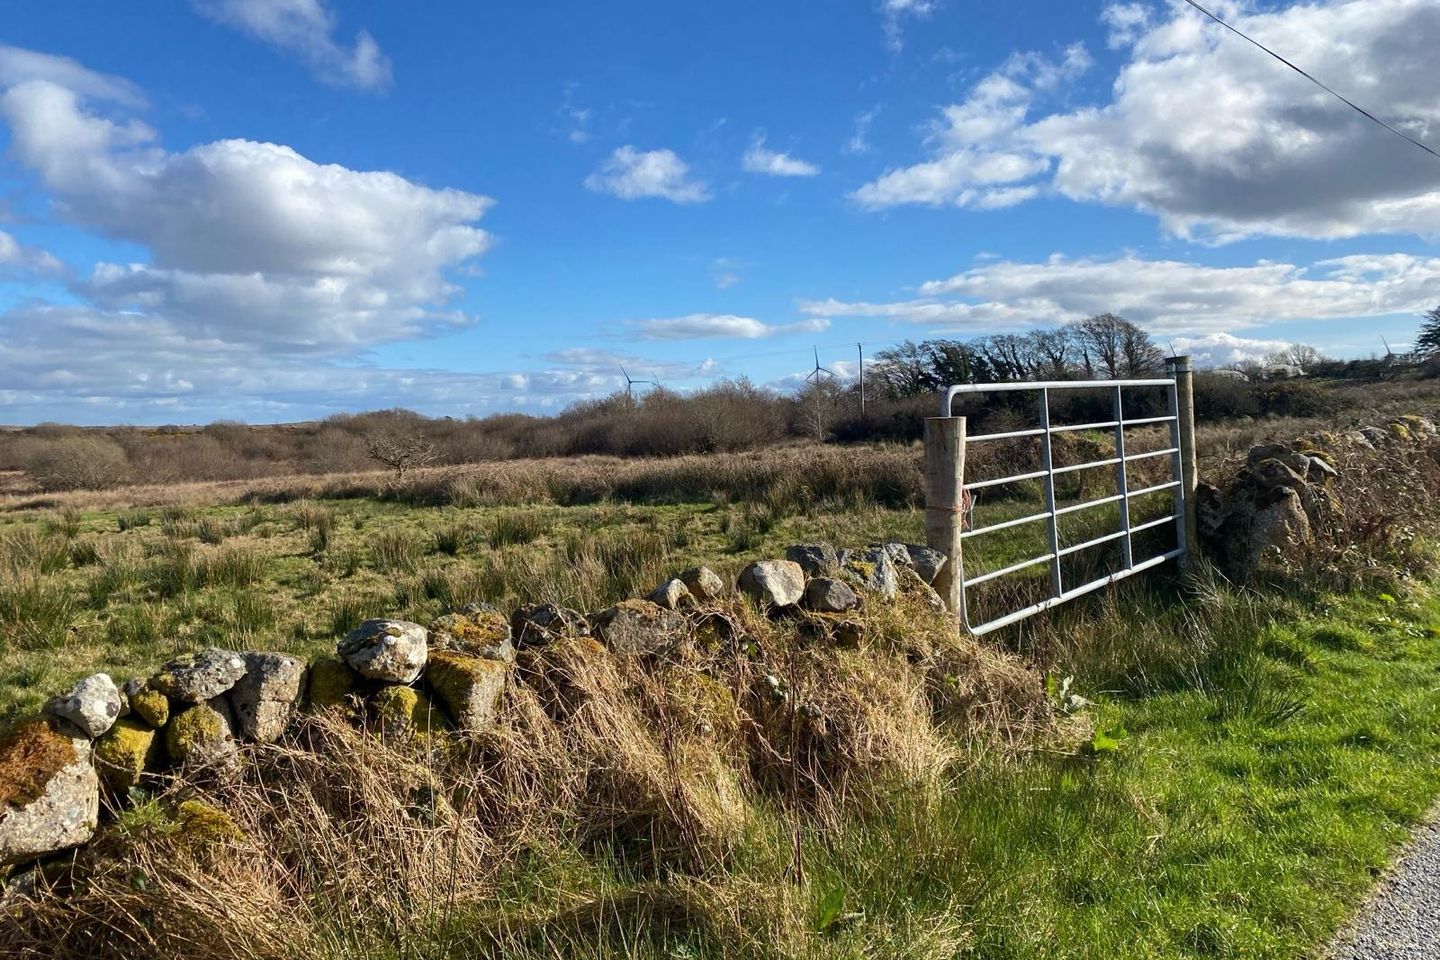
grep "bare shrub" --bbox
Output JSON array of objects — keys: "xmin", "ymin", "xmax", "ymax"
[{"xmin": 23, "ymin": 436, "xmax": 129, "ymax": 491}]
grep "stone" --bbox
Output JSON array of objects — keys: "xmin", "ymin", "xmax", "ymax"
[
  {"xmin": 94, "ymin": 718, "xmax": 159, "ymax": 794},
  {"xmin": 1246, "ymin": 443, "xmax": 1312, "ymax": 476},
  {"xmin": 230, "ymin": 652, "xmax": 306, "ymax": 742},
  {"xmin": 1248, "ymin": 487, "xmax": 1312, "ymax": 562},
  {"xmin": 903, "ymin": 544, "xmax": 948, "ymax": 585},
  {"xmin": 648, "ymin": 578, "xmax": 693, "ymax": 611},
  {"xmin": 592, "ymin": 599, "xmax": 688, "ymax": 655},
  {"xmin": 426, "ymin": 651, "xmax": 508, "ymax": 732},
  {"xmin": 150, "ymin": 648, "xmax": 247, "ymax": 703},
  {"xmin": 1360, "ymin": 426, "xmax": 1390, "ymax": 446},
  {"xmin": 126, "ymin": 683, "xmax": 170, "ymax": 729},
  {"xmin": 1250, "ymin": 458, "xmax": 1306, "ymax": 492},
  {"xmin": 737, "ymin": 560, "xmax": 806, "ymax": 608},
  {"xmin": 338, "ymin": 619, "xmax": 428, "ymax": 684},
  {"xmin": 898, "ymin": 566, "xmax": 946, "ymax": 612},
  {"xmin": 844, "ymin": 547, "xmax": 899, "ymax": 601},
  {"xmin": 0, "ymin": 719, "xmax": 99, "ymax": 866},
  {"xmin": 372, "ymin": 685, "xmax": 445, "ymax": 737},
  {"xmin": 678, "ymin": 566, "xmax": 726, "ymax": 602},
  {"xmin": 511, "ymin": 603, "xmax": 590, "ymax": 647},
  {"xmin": 1307, "ymin": 455, "xmax": 1338, "ymax": 482},
  {"xmin": 877, "ymin": 542, "xmax": 913, "ymax": 568},
  {"xmin": 164, "ymin": 698, "xmax": 239, "ymax": 773},
  {"xmin": 47, "ymin": 673, "xmax": 122, "ymax": 739},
  {"xmin": 802, "ymin": 577, "xmax": 860, "ymax": 613},
  {"xmin": 306, "ymin": 656, "xmax": 361, "ymax": 710},
  {"xmin": 784, "ymin": 543, "xmax": 839, "ymax": 577},
  {"xmin": 429, "ymin": 604, "xmax": 515, "ymax": 663}
]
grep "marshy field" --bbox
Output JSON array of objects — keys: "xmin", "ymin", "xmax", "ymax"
[{"xmin": 5, "ymin": 377, "xmax": 1440, "ymax": 959}]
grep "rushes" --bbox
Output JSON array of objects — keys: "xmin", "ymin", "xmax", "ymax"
[
  {"xmin": 370, "ymin": 529, "xmax": 418, "ymax": 572},
  {"xmin": 487, "ymin": 510, "xmax": 549, "ymax": 547},
  {"xmin": 205, "ymin": 545, "xmax": 268, "ymax": 588},
  {"xmin": 0, "ymin": 575, "xmax": 78, "ymax": 650}
]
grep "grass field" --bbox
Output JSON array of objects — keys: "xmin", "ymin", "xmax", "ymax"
[{"xmin": 7, "ymin": 404, "xmax": 1440, "ymax": 959}]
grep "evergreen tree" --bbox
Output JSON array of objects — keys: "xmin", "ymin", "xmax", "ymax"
[{"xmin": 1416, "ymin": 306, "xmax": 1440, "ymax": 361}]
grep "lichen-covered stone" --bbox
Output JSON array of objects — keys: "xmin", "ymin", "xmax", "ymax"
[
  {"xmin": 0, "ymin": 719, "xmax": 98, "ymax": 866},
  {"xmin": 47, "ymin": 673, "xmax": 122, "ymax": 739},
  {"xmin": 94, "ymin": 718, "xmax": 159, "ymax": 794},
  {"xmin": 678, "ymin": 566, "xmax": 726, "ymax": 602},
  {"xmin": 843, "ymin": 548, "xmax": 899, "ymax": 601},
  {"xmin": 172, "ymin": 800, "xmax": 244, "ymax": 858},
  {"xmin": 592, "ymin": 599, "xmax": 687, "ymax": 655},
  {"xmin": 123, "ymin": 680, "xmax": 170, "ymax": 729},
  {"xmin": 648, "ymin": 578, "xmax": 693, "ymax": 611},
  {"xmin": 511, "ymin": 602, "xmax": 589, "ymax": 647},
  {"xmin": 150, "ymin": 648, "xmax": 247, "ymax": 703},
  {"xmin": 429, "ymin": 604, "xmax": 514, "ymax": 663},
  {"xmin": 426, "ymin": 651, "xmax": 508, "ymax": 732},
  {"xmin": 803, "ymin": 577, "xmax": 860, "ymax": 613},
  {"xmin": 306, "ymin": 656, "xmax": 361, "ymax": 710},
  {"xmin": 372, "ymin": 685, "xmax": 445, "ymax": 737},
  {"xmin": 737, "ymin": 560, "xmax": 806, "ymax": 607},
  {"xmin": 784, "ymin": 543, "xmax": 839, "ymax": 577},
  {"xmin": 231, "ymin": 652, "xmax": 306, "ymax": 742},
  {"xmin": 164, "ymin": 698, "xmax": 238, "ymax": 772},
  {"xmin": 339, "ymin": 619, "xmax": 428, "ymax": 683}
]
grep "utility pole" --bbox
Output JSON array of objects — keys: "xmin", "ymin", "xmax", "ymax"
[{"xmin": 857, "ymin": 342, "xmax": 866, "ymax": 424}]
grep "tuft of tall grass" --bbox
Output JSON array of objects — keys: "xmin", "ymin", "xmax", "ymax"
[
  {"xmin": 327, "ymin": 591, "xmax": 385, "ymax": 638},
  {"xmin": 204, "ymin": 545, "xmax": 269, "ymax": 588},
  {"xmin": 0, "ymin": 575, "xmax": 78, "ymax": 650},
  {"xmin": 433, "ymin": 521, "xmax": 472, "ymax": 556},
  {"xmin": 104, "ymin": 603, "xmax": 168, "ymax": 649},
  {"xmin": 369, "ymin": 529, "xmax": 418, "ymax": 572},
  {"xmin": 0, "ymin": 527, "xmax": 71, "ymax": 577},
  {"xmin": 44, "ymin": 508, "xmax": 83, "ymax": 540},
  {"xmin": 149, "ymin": 540, "xmax": 203, "ymax": 598},
  {"xmin": 487, "ymin": 510, "xmax": 549, "ymax": 548},
  {"xmin": 228, "ymin": 588, "xmax": 277, "ymax": 639},
  {"xmin": 87, "ymin": 551, "xmax": 140, "ymax": 608}
]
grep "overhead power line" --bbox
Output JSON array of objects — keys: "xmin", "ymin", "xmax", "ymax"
[{"xmin": 1181, "ymin": 0, "xmax": 1440, "ymax": 162}]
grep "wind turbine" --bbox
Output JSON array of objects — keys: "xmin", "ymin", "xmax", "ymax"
[
  {"xmin": 804, "ymin": 347, "xmax": 836, "ymax": 441},
  {"xmin": 620, "ymin": 365, "xmax": 657, "ymax": 399}
]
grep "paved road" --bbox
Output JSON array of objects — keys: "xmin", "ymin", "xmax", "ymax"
[{"xmin": 1331, "ymin": 818, "xmax": 1440, "ymax": 959}]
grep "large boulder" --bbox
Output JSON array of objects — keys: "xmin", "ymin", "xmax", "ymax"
[
  {"xmin": 426, "ymin": 651, "xmax": 508, "ymax": 732},
  {"xmin": 737, "ymin": 560, "xmax": 806, "ymax": 608},
  {"xmin": 592, "ymin": 599, "xmax": 687, "ymax": 655},
  {"xmin": 0, "ymin": 719, "xmax": 99, "ymax": 866},
  {"xmin": 150, "ymin": 648, "xmax": 247, "ymax": 703},
  {"xmin": 784, "ymin": 544, "xmax": 839, "ymax": 577},
  {"xmin": 164, "ymin": 698, "xmax": 239, "ymax": 773},
  {"xmin": 94, "ymin": 718, "xmax": 160, "ymax": 794},
  {"xmin": 429, "ymin": 603, "xmax": 515, "ymax": 663},
  {"xmin": 47, "ymin": 673, "xmax": 122, "ymax": 739},
  {"xmin": 511, "ymin": 603, "xmax": 589, "ymax": 647},
  {"xmin": 648, "ymin": 578, "xmax": 693, "ymax": 611},
  {"xmin": 843, "ymin": 547, "xmax": 899, "ymax": 601},
  {"xmin": 230, "ymin": 652, "xmax": 306, "ymax": 742},
  {"xmin": 678, "ymin": 566, "xmax": 726, "ymax": 602},
  {"xmin": 802, "ymin": 577, "xmax": 860, "ymax": 613},
  {"xmin": 339, "ymin": 619, "xmax": 428, "ymax": 684}
]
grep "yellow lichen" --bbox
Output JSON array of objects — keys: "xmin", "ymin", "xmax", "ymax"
[
  {"xmin": 95, "ymin": 718, "xmax": 159, "ymax": 794},
  {"xmin": 164, "ymin": 703, "xmax": 227, "ymax": 764},
  {"xmin": 426, "ymin": 651, "xmax": 508, "ymax": 729},
  {"xmin": 129, "ymin": 686, "xmax": 169, "ymax": 729},
  {"xmin": 372, "ymin": 685, "xmax": 445, "ymax": 737},
  {"xmin": 306, "ymin": 656, "xmax": 360, "ymax": 710}
]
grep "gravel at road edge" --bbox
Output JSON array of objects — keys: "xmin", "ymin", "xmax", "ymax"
[{"xmin": 1330, "ymin": 816, "xmax": 1440, "ymax": 959}]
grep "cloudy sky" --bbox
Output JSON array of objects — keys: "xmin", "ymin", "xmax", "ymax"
[{"xmin": 1, "ymin": 0, "xmax": 1438, "ymax": 423}]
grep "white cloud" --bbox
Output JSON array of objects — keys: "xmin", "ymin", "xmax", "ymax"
[
  {"xmin": 192, "ymin": 0, "xmax": 391, "ymax": 91},
  {"xmin": 0, "ymin": 230, "xmax": 64, "ymax": 278},
  {"xmin": 854, "ymin": 0, "xmax": 1440, "ymax": 240},
  {"xmin": 631, "ymin": 313, "xmax": 829, "ymax": 341},
  {"xmin": 801, "ymin": 252, "xmax": 1440, "ymax": 337},
  {"xmin": 710, "ymin": 257, "xmax": 743, "ymax": 289},
  {"xmin": 1171, "ymin": 332, "xmax": 1292, "ymax": 369},
  {"xmin": 742, "ymin": 137, "xmax": 820, "ymax": 177},
  {"xmin": 0, "ymin": 73, "xmax": 491, "ymax": 351},
  {"xmin": 1100, "ymin": 2, "xmax": 1152, "ymax": 49},
  {"xmin": 881, "ymin": 0, "xmax": 939, "ymax": 52},
  {"xmin": 0, "ymin": 45, "xmax": 144, "ymax": 106},
  {"xmin": 584, "ymin": 146, "xmax": 711, "ymax": 203}
]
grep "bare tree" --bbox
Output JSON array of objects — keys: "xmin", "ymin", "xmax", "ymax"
[
  {"xmin": 1027, "ymin": 327, "xmax": 1075, "ymax": 379},
  {"xmin": 365, "ymin": 432, "xmax": 439, "ymax": 478},
  {"xmin": 1070, "ymin": 314, "xmax": 1163, "ymax": 378},
  {"xmin": 1263, "ymin": 343, "xmax": 1326, "ymax": 370}
]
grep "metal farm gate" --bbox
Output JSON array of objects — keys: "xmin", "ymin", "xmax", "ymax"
[{"xmin": 924, "ymin": 358, "xmax": 1198, "ymax": 637}]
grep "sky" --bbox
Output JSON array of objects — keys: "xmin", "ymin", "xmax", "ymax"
[{"xmin": 0, "ymin": 0, "xmax": 1438, "ymax": 424}]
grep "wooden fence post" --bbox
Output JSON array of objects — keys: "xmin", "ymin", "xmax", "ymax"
[
  {"xmin": 1167, "ymin": 355, "xmax": 1199, "ymax": 565},
  {"xmin": 925, "ymin": 415, "xmax": 967, "ymax": 620}
]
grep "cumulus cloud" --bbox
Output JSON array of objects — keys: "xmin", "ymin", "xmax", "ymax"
[
  {"xmin": 192, "ymin": 0, "xmax": 391, "ymax": 91},
  {"xmin": 0, "ymin": 230, "xmax": 64, "ymax": 278},
  {"xmin": 631, "ymin": 314, "xmax": 829, "ymax": 341},
  {"xmin": 0, "ymin": 45, "xmax": 144, "ymax": 106},
  {"xmin": 801, "ymin": 252, "xmax": 1440, "ymax": 336},
  {"xmin": 584, "ymin": 146, "xmax": 711, "ymax": 203},
  {"xmin": 742, "ymin": 137, "xmax": 820, "ymax": 177},
  {"xmin": 854, "ymin": 0, "xmax": 1440, "ymax": 240},
  {"xmin": 1171, "ymin": 332, "xmax": 1293, "ymax": 369}
]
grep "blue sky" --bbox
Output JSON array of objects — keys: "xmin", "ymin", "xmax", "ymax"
[{"xmin": 0, "ymin": 0, "xmax": 1437, "ymax": 424}]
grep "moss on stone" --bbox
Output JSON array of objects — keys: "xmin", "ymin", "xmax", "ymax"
[
  {"xmin": 0, "ymin": 718, "xmax": 78, "ymax": 809},
  {"xmin": 306, "ymin": 656, "xmax": 360, "ymax": 710},
  {"xmin": 164, "ymin": 703, "xmax": 227, "ymax": 765},
  {"xmin": 426, "ymin": 651, "xmax": 508, "ymax": 730},
  {"xmin": 94, "ymin": 718, "xmax": 159, "ymax": 794},
  {"xmin": 174, "ymin": 800, "xmax": 244, "ymax": 847},
  {"xmin": 128, "ymin": 686, "xmax": 169, "ymax": 729},
  {"xmin": 1389, "ymin": 422, "xmax": 1412, "ymax": 440},
  {"xmin": 663, "ymin": 669, "xmax": 740, "ymax": 743},
  {"xmin": 373, "ymin": 685, "xmax": 445, "ymax": 737}
]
